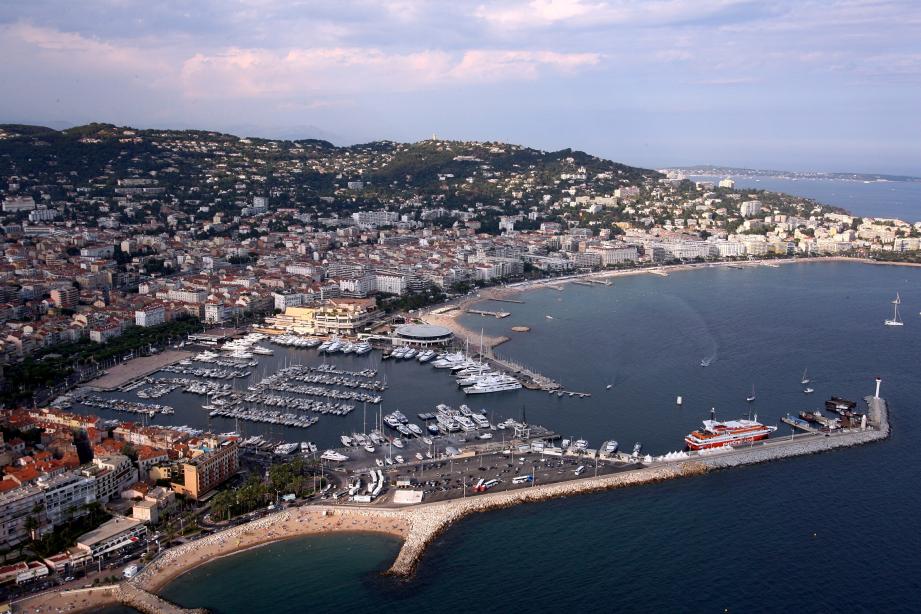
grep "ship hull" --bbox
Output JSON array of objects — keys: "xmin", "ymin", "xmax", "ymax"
[{"xmin": 684, "ymin": 432, "xmax": 771, "ymax": 450}]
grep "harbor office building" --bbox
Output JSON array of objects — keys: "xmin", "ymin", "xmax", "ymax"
[{"xmin": 75, "ymin": 516, "xmax": 146, "ymax": 559}]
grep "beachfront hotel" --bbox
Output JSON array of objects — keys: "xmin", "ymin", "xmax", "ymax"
[{"xmin": 170, "ymin": 438, "xmax": 240, "ymax": 500}]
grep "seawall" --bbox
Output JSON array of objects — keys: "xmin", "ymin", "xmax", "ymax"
[{"xmin": 384, "ymin": 396, "xmax": 890, "ymax": 577}]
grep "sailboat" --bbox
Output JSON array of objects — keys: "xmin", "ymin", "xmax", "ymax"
[
  {"xmin": 884, "ymin": 292, "xmax": 904, "ymax": 326},
  {"xmin": 746, "ymin": 385, "xmax": 756, "ymax": 403},
  {"xmin": 800, "ymin": 368, "xmax": 810, "ymax": 385}
]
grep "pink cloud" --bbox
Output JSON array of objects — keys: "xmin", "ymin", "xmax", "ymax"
[{"xmin": 179, "ymin": 47, "xmax": 601, "ymax": 98}]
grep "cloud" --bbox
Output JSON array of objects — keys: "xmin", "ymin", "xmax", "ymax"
[{"xmin": 179, "ymin": 47, "xmax": 601, "ymax": 98}]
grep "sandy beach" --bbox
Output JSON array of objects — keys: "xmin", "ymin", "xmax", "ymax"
[
  {"xmin": 136, "ymin": 506, "xmax": 410, "ymax": 593},
  {"xmin": 11, "ymin": 585, "xmax": 118, "ymax": 614}
]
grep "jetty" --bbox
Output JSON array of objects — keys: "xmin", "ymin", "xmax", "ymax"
[{"xmin": 466, "ymin": 309, "xmax": 511, "ymax": 318}]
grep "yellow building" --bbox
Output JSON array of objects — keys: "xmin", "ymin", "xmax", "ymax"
[{"xmin": 266, "ymin": 299, "xmax": 378, "ymax": 336}]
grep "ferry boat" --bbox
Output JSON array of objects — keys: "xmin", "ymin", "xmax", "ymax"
[{"xmin": 684, "ymin": 413, "xmax": 777, "ymax": 450}]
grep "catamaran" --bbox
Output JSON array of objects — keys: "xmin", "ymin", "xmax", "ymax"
[{"xmin": 885, "ymin": 292, "xmax": 904, "ymax": 326}]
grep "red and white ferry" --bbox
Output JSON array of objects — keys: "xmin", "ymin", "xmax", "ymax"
[{"xmin": 685, "ymin": 414, "xmax": 777, "ymax": 450}]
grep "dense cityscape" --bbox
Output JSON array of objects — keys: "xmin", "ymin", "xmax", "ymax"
[{"xmin": 0, "ymin": 122, "xmax": 906, "ymax": 610}]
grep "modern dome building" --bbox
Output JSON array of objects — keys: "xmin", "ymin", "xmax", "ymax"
[{"xmin": 393, "ymin": 323, "xmax": 453, "ymax": 347}]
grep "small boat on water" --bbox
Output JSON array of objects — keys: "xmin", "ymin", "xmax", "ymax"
[
  {"xmin": 804, "ymin": 387, "xmax": 815, "ymax": 394},
  {"xmin": 800, "ymin": 368, "xmax": 810, "ymax": 385},
  {"xmin": 746, "ymin": 385, "xmax": 756, "ymax": 403},
  {"xmin": 885, "ymin": 292, "xmax": 904, "ymax": 326},
  {"xmin": 700, "ymin": 357, "xmax": 712, "ymax": 367}
]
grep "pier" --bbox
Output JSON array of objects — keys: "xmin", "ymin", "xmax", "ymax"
[
  {"xmin": 466, "ymin": 309, "xmax": 511, "ymax": 318},
  {"xmin": 489, "ymin": 298, "xmax": 525, "ymax": 304},
  {"xmin": 484, "ymin": 353, "xmax": 560, "ymax": 390}
]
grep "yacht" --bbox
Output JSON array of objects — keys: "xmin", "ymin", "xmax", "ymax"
[
  {"xmin": 457, "ymin": 371, "xmax": 499, "ymax": 386},
  {"xmin": 432, "ymin": 352, "xmax": 467, "ymax": 369},
  {"xmin": 340, "ymin": 435, "xmax": 354, "ymax": 447},
  {"xmin": 403, "ymin": 348, "xmax": 418, "ymax": 359},
  {"xmin": 885, "ymin": 292, "xmax": 904, "ymax": 326},
  {"xmin": 363, "ymin": 444, "xmax": 375, "ymax": 453},
  {"xmin": 321, "ymin": 450, "xmax": 349, "ymax": 462},
  {"xmin": 353, "ymin": 342, "xmax": 372, "ymax": 355},
  {"xmin": 392, "ymin": 437, "xmax": 405, "ymax": 448},
  {"xmin": 463, "ymin": 373, "xmax": 522, "ymax": 395},
  {"xmin": 417, "ymin": 349, "xmax": 436, "ymax": 363},
  {"xmin": 407, "ymin": 423, "xmax": 423, "ymax": 436}
]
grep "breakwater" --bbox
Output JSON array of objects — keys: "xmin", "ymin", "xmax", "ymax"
[
  {"xmin": 387, "ymin": 460, "xmax": 710, "ymax": 576},
  {"xmin": 115, "ymin": 583, "xmax": 209, "ymax": 614},
  {"xmin": 385, "ymin": 395, "xmax": 890, "ymax": 577},
  {"xmin": 126, "ymin": 395, "xmax": 889, "ymax": 607}
]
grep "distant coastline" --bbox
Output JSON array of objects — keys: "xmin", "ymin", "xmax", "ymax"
[
  {"xmin": 667, "ymin": 166, "xmax": 921, "ymax": 183},
  {"xmin": 422, "ymin": 257, "xmax": 921, "ymax": 353}
]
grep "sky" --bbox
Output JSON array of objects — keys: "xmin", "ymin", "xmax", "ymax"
[{"xmin": 1, "ymin": 0, "xmax": 920, "ymax": 175}]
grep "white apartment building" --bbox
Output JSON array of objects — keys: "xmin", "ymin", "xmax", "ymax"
[
  {"xmin": 740, "ymin": 200, "xmax": 762, "ymax": 217},
  {"xmin": 39, "ymin": 473, "xmax": 97, "ymax": 527},
  {"xmin": 135, "ymin": 304, "xmax": 165, "ymax": 327},
  {"xmin": 166, "ymin": 289, "xmax": 207, "ymax": 304},
  {"xmin": 85, "ymin": 455, "xmax": 136, "ymax": 503},
  {"xmin": 273, "ymin": 292, "xmax": 305, "ymax": 311},
  {"xmin": 374, "ymin": 272, "xmax": 407, "ymax": 295}
]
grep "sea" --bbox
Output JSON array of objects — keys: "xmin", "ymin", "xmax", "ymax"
[
  {"xmin": 92, "ymin": 262, "xmax": 921, "ymax": 613},
  {"xmin": 690, "ymin": 175, "xmax": 921, "ymax": 221}
]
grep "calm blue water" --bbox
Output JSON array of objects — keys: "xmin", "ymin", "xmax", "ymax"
[
  {"xmin": 158, "ymin": 262, "xmax": 921, "ymax": 612},
  {"xmin": 691, "ymin": 175, "xmax": 921, "ymax": 221}
]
